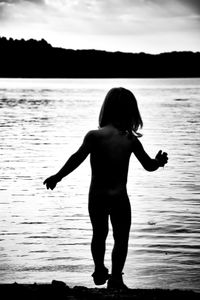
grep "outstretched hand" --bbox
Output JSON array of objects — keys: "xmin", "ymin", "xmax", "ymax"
[
  {"xmin": 43, "ymin": 175, "xmax": 59, "ymax": 190},
  {"xmin": 155, "ymin": 150, "xmax": 168, "ymax": 167}
]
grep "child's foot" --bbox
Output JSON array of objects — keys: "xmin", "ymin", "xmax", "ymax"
[
  {"xmin": 92, "ymin": 267, "xmax": 110, "ymax": 285},
  {"xmin": 107, "ymin": 274, "xmax": 129, "ymax": 290}
]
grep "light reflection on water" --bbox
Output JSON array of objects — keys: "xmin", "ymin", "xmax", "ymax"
[{"xmin": 0, "ymin": 78, "xmax": 200, "ymax": 291}]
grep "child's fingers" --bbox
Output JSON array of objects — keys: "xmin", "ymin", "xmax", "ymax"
[
  {"xmin": 155, "ymin": 150, "xmax": 162, "ymax": 160},
  {"xmin": 156, "ymin": 150, "xmax": 162, "ymax": 157}
]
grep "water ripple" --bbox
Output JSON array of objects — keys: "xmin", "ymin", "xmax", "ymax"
[{"xmin": 0, "ymin": 78, "xmax": 200, "ymax": 291}]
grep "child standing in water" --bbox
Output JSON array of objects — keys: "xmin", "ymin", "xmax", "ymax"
[{"xmin": 43, "ymin": 87, "xmax": 168, "ymax": 290}]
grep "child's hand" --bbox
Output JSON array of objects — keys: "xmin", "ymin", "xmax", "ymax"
[
  {"xmin": 43, "ymin": 175, "xmax": 59, "ymax": 190},
  {"xmin": 155, "ymin": 150, "xmax": 168, "ymax": 167}
]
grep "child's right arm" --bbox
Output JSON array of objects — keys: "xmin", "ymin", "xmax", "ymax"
[
  {"xmin": 133, "ymin": 138, "xmax": 168, "ymax": 171},
  {"xmin": 43, "ymin": 131, "xmax": 94, "ymax": 190}
]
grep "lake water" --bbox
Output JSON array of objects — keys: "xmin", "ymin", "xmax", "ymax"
[{"xmin": 0, "ymin": 78, "xmax": 200, "ymax": 291}]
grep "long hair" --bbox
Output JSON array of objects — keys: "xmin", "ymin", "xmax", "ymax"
[{"xmin": 99, "ymin": 87, "xmax": 143, "ymax": 137}]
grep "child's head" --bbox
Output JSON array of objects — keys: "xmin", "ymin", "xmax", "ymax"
[{"xmin": 99, "ymin": 87, "xmax": 143, "ymax": 136}]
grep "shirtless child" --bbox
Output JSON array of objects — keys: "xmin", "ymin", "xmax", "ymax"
[{"xmin": 43, "ymin": 87, "xmax": 168, "ymax": 289}]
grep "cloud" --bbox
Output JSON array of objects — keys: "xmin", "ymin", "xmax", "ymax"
[
  {"xmin": 0, "ymin": 0, "xmax": 44, "ymax": 19},
  {"xmin": 144, "ymin": 0, "xmax": 200, "ymax": 17},
  {"xmin": 0, "ymin": 0, "xmax": 199, "ymax": 53},
  {"xmin": 57, "ymin": 0, "xmax": 200, "ymax": 35},
  {"xmin": 0, "ymin": 0, "xmax": 44, "ymax": 13},
  {"xmin": 1, "ymin": 0, "xmax": 200, "ymax": 25},
  {"xmin": 180, "ymin": 0, "xmax": 200, "ymax": 13},
  {"xmin": 0, "ymin": 0, "xmax": 44, "ymax": 3},
  {"xmin": 0, "ymin": 0, "xmax": 46, "ymax": 24}
]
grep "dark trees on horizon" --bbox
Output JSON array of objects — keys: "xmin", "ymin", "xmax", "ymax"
[{"xmin": 0, "ymin": 37, "xmax": 200, "ymax": 78}]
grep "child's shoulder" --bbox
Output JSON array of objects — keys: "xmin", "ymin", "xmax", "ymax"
[
  {"xmin": 85, "ymin": 129, "xmax": 100, "ymax": 138},
  {"xmin": 84, "ymin": 127, "xmax": 111, "ymax": 143},
  {"xmin": 85, "ymin": 127, "xmax": 108, "ymax": 137},
  {"xmin": 85, "ymin": 127, "xmax": 140, "ymax": 143},
  {"xmin": 83, "ymin": 129, "xmax": 100, "ymax": 143}
]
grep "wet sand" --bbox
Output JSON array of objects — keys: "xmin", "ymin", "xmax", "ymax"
[{"xmin": 0, "ymin": 280, "xmax": 199, "ymax": 300}]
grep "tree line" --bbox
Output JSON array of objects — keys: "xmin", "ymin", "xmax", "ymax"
[{"xmin": 0, "ymin": 37, "xmax": 200, "ymax": 78}]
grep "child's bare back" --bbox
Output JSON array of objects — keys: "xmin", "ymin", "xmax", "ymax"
[{"xmin": 89, "ymin": 124, "xmax": 133, "ymax": 196}]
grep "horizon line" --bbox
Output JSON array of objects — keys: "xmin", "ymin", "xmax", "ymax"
[{"xmin": 1, "ymin": 36, "xmax": 200, "ymax": 56}]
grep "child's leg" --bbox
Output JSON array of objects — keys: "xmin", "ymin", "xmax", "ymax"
[
  {"xmin": 110, "ymin": 196, "xmax": 131, "ymax": 278},
  {"xmin": 89, "ymin": 204, "xmax": 109, "ymax": 270}
]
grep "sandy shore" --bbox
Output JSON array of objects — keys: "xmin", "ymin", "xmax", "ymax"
[{"xmin": 0, "ymin": 281, "xmax": 199, "ymax": 300}]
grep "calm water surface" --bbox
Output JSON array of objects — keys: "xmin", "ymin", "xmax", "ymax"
[{"xmin": 0, "ymin": 78, "xmax": 200, "ymax": 291}]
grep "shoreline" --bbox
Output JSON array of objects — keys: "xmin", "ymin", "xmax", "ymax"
[{"xmin": 0, "ymin": 281, "xmax": 199, "ymax": 300}]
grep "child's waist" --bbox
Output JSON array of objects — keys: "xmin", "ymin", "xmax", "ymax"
[{"xmin": 89, "ymin": 182, "xmax": 128, "ymax": 198}]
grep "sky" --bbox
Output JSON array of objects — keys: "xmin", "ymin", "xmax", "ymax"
[{"xmin": 0, "ymin": 0, "xmax": 200, "ymax": 53}]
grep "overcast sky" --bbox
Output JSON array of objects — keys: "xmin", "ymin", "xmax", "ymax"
[{"xmin": 0, "ymin": 0, "xmax": 200, "ymax": 53}]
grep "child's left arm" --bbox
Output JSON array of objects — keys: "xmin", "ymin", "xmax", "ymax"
[
  {"xmin": 133, "ymin": 137, "xmax": 168, "ymax": 171},
  {"xmin": 43, "ymin": 131, "xmax": 93, "ymax": 190}
]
